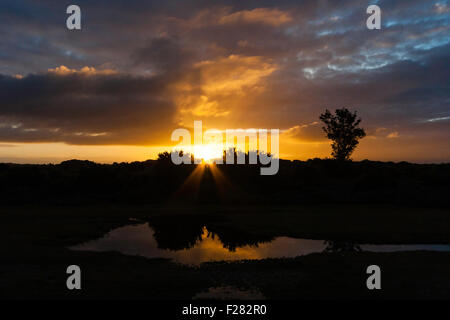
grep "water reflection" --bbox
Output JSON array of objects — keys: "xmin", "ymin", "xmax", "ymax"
[
  {"xmin": 70, "ymin": 220, "xmax": 450, "ymax": 266},
  {"xmin": 149, "ymin": 218, "xmax": 205, "ymax": 251},
  {"xmin": 71, "ymin": 223, "xmax": 326, "ymax": 265},
  {"xmin": 147, "ymin": 216, "xmax": 275, "ymax": 252}
]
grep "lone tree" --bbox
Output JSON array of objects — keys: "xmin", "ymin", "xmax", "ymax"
[{"xmin": 319, "ymin": 108, "xmax": 366, "ymax": 161}]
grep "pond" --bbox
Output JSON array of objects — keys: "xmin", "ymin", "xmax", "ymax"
[{"xmin": 70, "ymin": 222, "xmax": 450, "ymax": 266}]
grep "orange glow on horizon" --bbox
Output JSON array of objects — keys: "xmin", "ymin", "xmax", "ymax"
[{"xmin": 192, "ymin": 144, "xmax": 223, "ymax": 163}]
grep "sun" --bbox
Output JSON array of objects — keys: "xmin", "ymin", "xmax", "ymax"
[{"xmin": 193, "ymin": 144, "xmax": 223, "ymax": 163}]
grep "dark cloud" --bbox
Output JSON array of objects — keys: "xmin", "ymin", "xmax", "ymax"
[
  {"xmin": 131, "ymin": 36, "xmax": 195, "ymax": 74},
  {"xmin": 0, "ymin": 70, "xmax": 177, "ymax": 144}
]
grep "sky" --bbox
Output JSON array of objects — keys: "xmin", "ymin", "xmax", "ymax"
[{"xmin": 0, "ymin": 0, "xmax": 449, "ymax": 163}]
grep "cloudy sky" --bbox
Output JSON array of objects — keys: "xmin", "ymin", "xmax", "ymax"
[{"xmin": 0, "ymin": 0, "xmax": 449, "ymax": 163}]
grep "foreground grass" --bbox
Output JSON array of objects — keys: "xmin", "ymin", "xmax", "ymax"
[{"xmin": 0, "ymin": 204, "xmax": 449, "ymax": 299}]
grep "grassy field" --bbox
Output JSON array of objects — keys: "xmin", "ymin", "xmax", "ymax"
[{"xmin": 1, "ymin": 204, "xmax": 449, "ymax": 299}]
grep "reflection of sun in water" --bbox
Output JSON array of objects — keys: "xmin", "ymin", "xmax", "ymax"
[{"xmin": 193, "ymin": 144, "xmax": 223, "ymax": 163}]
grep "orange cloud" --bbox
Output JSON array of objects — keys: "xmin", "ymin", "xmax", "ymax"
[
  {"xmin": 180, "ymin": 95, "xmax": 229, "ymax": 118},
  {"xmin": 177, "ymin": 55, "xmax": 277, "ymax": 119},
  {"xmin": 218, "ymin": 8, "xmax": 292, "ymax": 26},
  {"xmin": 47, "ymin": 65, "xmax": 117, "ymax": 76},
  {"xmin": 387, "ymin": 131, "xmax": 399, "ymax": 139},
  {"xmin": 168, "ymin": 7, "xmax": 292, "ymax": 29},
  {"xmin": 195, "ymin": 55, "xmax": 277, "ymax": 95},
  {"xmin": 282, "ymin": 122, "xmax": 325, "ymax": 143}
]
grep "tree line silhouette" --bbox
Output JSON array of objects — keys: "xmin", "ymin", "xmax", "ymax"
[
  {"xmin": 0, "ymin": 108, "xmax": 448, "ymax": 207},
  {"xmin": 157, "ymin": 147, "xmax": 273, "ymax": 165}
]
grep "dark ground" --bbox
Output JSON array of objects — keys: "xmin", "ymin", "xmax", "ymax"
[
  {"xmin": 1, "ymin": 204, "xmax": 449, "ymax": 299},
  {"xmin": 1, "ymin": 159, "xmax": 449, "ymax": 207}
]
